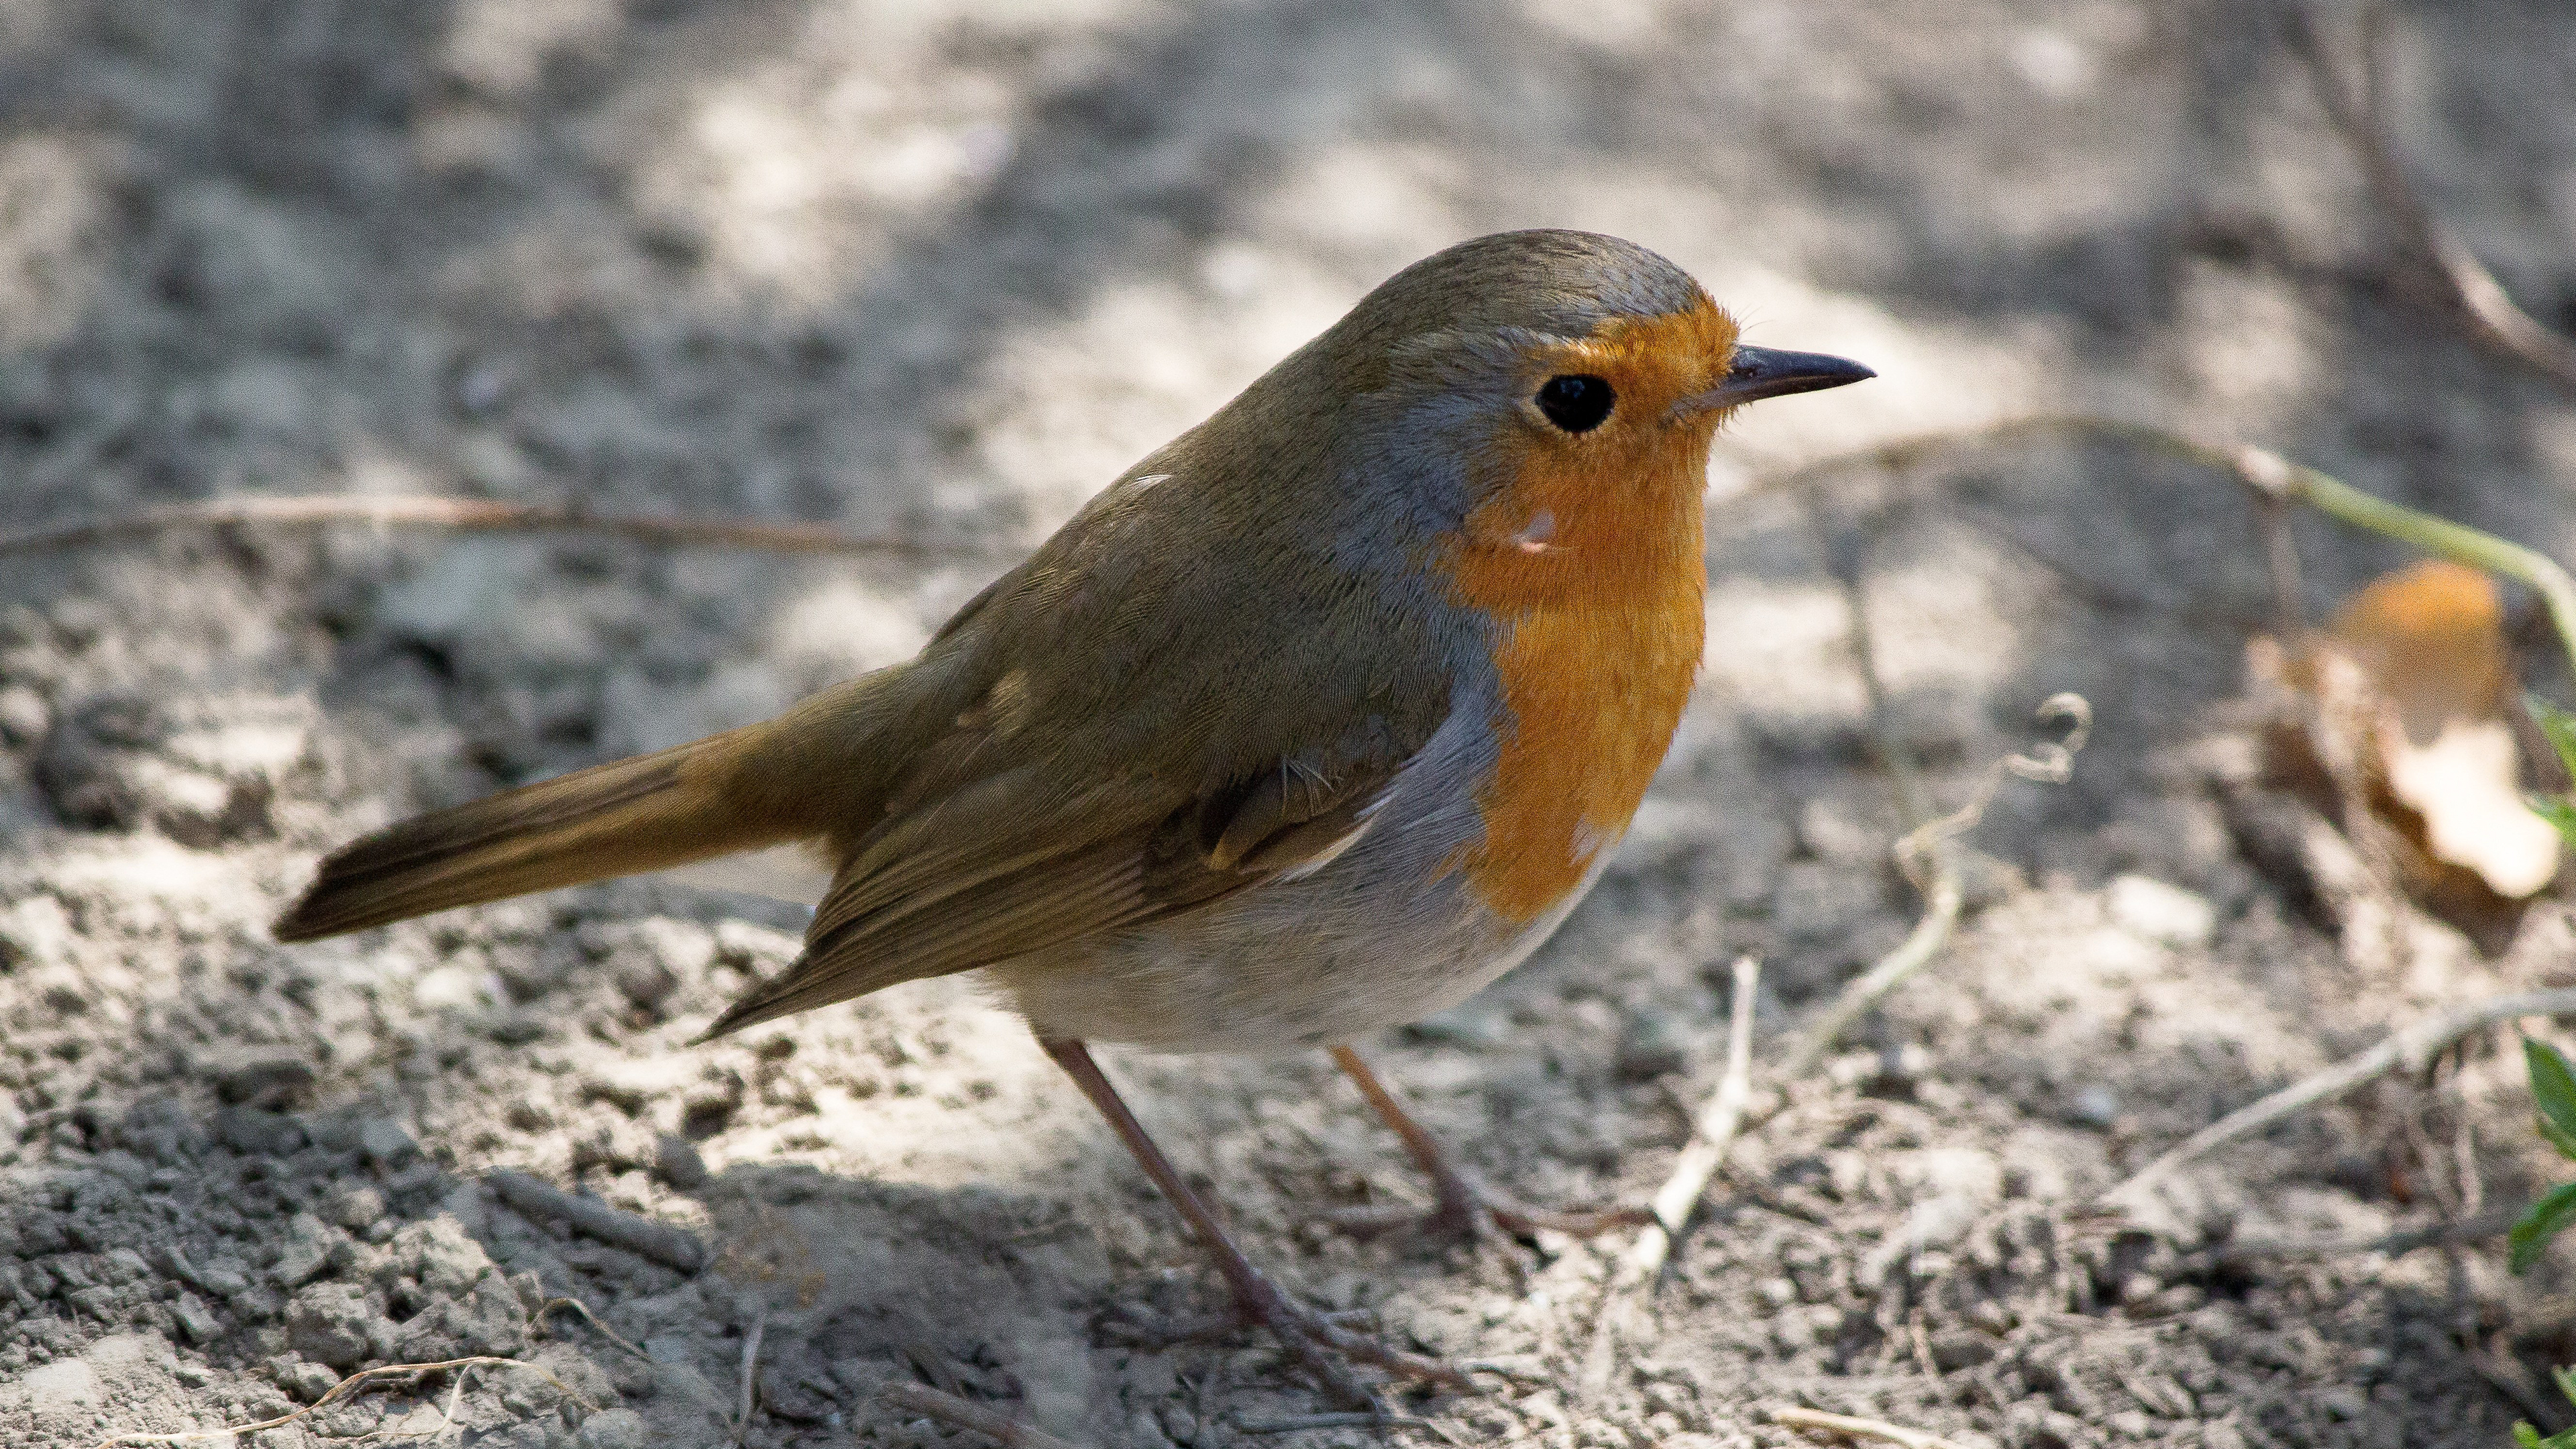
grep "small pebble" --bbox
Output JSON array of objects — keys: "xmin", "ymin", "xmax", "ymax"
[
  {"xmin": 205, "ymin": 1045, "xmax": 317, "ymax": 1107},
  {"xmin": 358, "ymin": 1118, "xmax": 419, "ymax": 1165},
  {"xmin": 653, "ymin": 1132, "xmax": 709, "ymax": 1189},
  {"xmin": 325, "ymin": 1183, "xmax": 386, "ymax": 1232},
  {"xmin": 1614, "ymin": 1007, "xmax": 1691, "ymax": 1080},
  {"xmin": 577, "ymin": 1407, "xmax": 649, "ymax": 1449},
  {"xmin": 1927, "ymin": 1328, "xmax": 1997, "ymax": 1371},
  {"xmin": 2106, "ymin": 873, "xmax": 2216, "ymax": 949},
  {"xmin": 0, "ymin": 684, "xmax": 48, "ymax": 746},
  {"xmin": 170, "ymin": 1293, "xmax": 221, "ymax": 1344},
  {"xmin": 215, "ymin": 1107, "xmax": 307, "ymax": 1157},
  {"xmin": 270, "ymin": 1214, "xmax": 338, "ymax": 1289},
  {"xmin": 614, "ymin": 959, "xmax": 680, "ymax": 1012},
  {"xmin": 286, "ymin": 1282, "xmax": 386, "ymax": 1369},
  {"xmin": 2070, "ymin": 1083, "xmax": 2121, "ymax": 1129},
  {"xmin": 272, "ymin": 1356, "xmax": 341, "ymax": 1403}
]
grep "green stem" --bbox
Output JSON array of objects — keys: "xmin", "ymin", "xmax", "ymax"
[
  {"xmin": 2263, "ymin": 451, "xmax": 2576, "ymax": 687},
  {"xmin": 1756, "ymin": 415, "xmax": 2576, "ymax": 687}
]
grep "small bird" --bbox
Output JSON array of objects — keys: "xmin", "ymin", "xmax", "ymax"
[{"xmin": 274, "ymin": 229, "xmax": 1871, "ymax": 1401}]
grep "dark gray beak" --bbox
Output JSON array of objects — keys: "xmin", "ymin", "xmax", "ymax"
[{"xmin": 1677, "ymin": 344, "xmax": 1876, "ymax": 416}]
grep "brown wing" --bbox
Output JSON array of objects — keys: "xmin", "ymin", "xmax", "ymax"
[{"xmin": 692, "ymin": 751, "xmax": 1401, "ymax": 1038}]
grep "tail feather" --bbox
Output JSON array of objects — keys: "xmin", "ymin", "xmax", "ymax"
[{"xmin": 273, "ymin": 727, "xmax": 804, "ymax": 941}]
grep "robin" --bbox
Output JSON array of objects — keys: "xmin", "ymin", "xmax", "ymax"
[{"xmin": 274, "ymin": 229, "xmax": 1872, "ymax": 1401}]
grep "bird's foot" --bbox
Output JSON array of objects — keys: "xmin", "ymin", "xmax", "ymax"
[
  {"xmin": 1226, "ymin": 1264, "xmax": 1471, "ymax": 1406},
  {"xmin": 1322, "ymin": 1167, "xmax": 1652, "ymax": 1246},
  {"xmin": 1103, "ymin": 1271, "xmax": 1468, "ymax": 1407}
]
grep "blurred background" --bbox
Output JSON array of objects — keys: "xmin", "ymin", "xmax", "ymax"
[{"xmin": 1, "ymin": 2, "xmax": 2574, "ymax": 1446}]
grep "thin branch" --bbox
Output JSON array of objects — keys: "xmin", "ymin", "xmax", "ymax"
[
  {"xmin": 1584, "ymin": 957, "xmax": 1763, "ymax": 1395},
  {"xmin": 1231, "ymin": 1411, "xmax": 1436, "ymax": 1434},
  {"xmin": 2228, "ymin": 441, "xmax": 2576, "ymax": 686},
  {"xmin": 435, "ymin": 1364, "xmax": 475, "ymax": 1446},
  {"xmin": 0, "ymin": 494, "xmax": 1014, "ymax": 564},
  {"xmin": 2190, "ymin": 1201, "xmax": 2522, "ymax": 1267},
  {"xmin": 1772, "ymin": 1405, "xmax": 1974, "ymax": 1449},
  {"xmin": 2284, "ymin": 3, "xmax": 2576, "ymax": 391},
  {"xmin": 879, "ymin": 1383, "xmax": 1091, "ymax": 1449},
  {"xmin": 1782, "ymin": 876, "xmax": 1965, "ymax": 1079},
  {"xmin": 2104, "ymin": 988, "xmax": 2576, "ymax": 1203},
  {"xmin": 529, "ymin": 1295, "xmax": 650, "ymax": 1359},
  {"xmin": 93, "ymin": 1356, "xmax": 591, "ymax": 1448},
  {"xmin": 732, "ymin": 1313, "xmax": 765, "ymax": 1446},
  {"xmin": 1780, "ymin": 693, "xmax": 2091, "ymax": 1078},
  {"xmin": 488, "ymin": 1169, "xmax": 708, "ymax": 1274},
  {"xmin": 1629, "ymin": 955, "xmax": 1762, "ymax": 1283}
]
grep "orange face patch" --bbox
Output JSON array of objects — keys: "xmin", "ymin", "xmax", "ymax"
[{"xmin": 1438, "ymin": 302, "xmax": 1737, "ymax": 920}]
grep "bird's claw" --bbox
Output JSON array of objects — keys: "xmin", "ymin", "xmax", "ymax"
[{"xmin": 1102, "ymin": 1273, "xmax": 1468, "ymax": 1408}]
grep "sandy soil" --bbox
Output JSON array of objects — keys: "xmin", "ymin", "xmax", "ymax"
[{"xmin": 5, "ymin": 1, "xmax": 2576, "ymax": 1445}]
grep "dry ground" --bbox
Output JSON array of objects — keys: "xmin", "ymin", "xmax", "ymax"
[{"xmin": 4, "ymin": 1, "xmax": 2576, "ymax": 1446}]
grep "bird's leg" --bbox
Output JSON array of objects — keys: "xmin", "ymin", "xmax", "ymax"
[
  {"xmin": 1038, "ymin": 1036, "xmax": 1470, "ymax": 1406},
  {"xmin": 1326, "ymin": 1046, "xmax": 1652, "ymax": 1242}
]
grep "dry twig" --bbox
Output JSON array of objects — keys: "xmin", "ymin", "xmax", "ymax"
[
  {"xmin": 93, "ymin": 1355, "xmax": 591, "ymax": 1448},
  {"xmin": 488, "ymin": 1169, "xmax": 708, "ymax": 1274},
  {"xmin": 1231, "ymin": 1411, "xmax": 1435, "ymax": 1434},
  {"xmin": 0, "ymin": 493, "xmax": 1014, "ymax": 564},
  {"xmin": 879, "ymin": 1383, "xmax": 1090, "ymax": 1449},
  {"xmin": 435, "ymin": 1364, "xmax": 476, "ymax": 1445},
  {"xmin": 1580, "ymin": 956, "xmax": 1766, "ymax": 1391},
  {"xmin": 2191, "ymin": 1202, "xmax": 2522, "ymax": 1267},
  {"xmin": 1772, "ymin": 1405, "xmax": 1973, "ymax": 1449},
  {"xmin": 733, "ymin": 1313, "xmax": 765, "ymax": 1446},
  {"xmin": 1780, "ymin": 694, "xmax": 2090, "ymax": 1078},
  {"xmin": 2285, "ymin": 3, "xmax": 2576, "ymax": 391},
  {"xmin": 2104, "ymin": 988, "xmax": 2576, "ymax": 1203},
  {"xmin": 529, "ymin": 1295, "xmax": 650, "ymax": 1358},
  {"xmin": 1629, "ymin": 955, "xmax": 1763, "ymax": 1283}
]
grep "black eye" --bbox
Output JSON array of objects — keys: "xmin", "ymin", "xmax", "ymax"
[{"xmin": 1534, "ymin": 374, "xmax": 1613, "ymax": 433}]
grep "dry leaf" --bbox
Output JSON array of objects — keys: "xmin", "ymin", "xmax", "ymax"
[
  {"xmin": 2251, "ymin": 560, "xmax": 2557, "ymax": 921},
  {"xmin": 2330, "ymin": 561, "xmax": 2556, "ymax": 898}
]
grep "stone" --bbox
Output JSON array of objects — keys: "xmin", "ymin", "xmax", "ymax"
[
  {"xmin": 1614, "ymin": 1006, "xmax": 1692, "ymax": 1080},
  {"xmin": 172, "ymin": 1291, "xmax": 222, "ymax": 1344},
  {"xmin": 215, "ymin": 1107, "xmax": 308, "ymax": 1156},
  {"xmin": 325, "ymin": 1183, "xmax": 387, "ymax": 1232},
  {"xmin": 358, "ymin": 1118, "xmax": 419, "ymax": 1165},
  {"xmin": 2069, "ymin": 1083, "xmax": 2121, "ymax": 1129},
  {"xmin": 286, "ymin": 1281, "xmax": 386, "ymax": 1370},
  {"xmin": 577, "ymin": 1407, "xmax": 649, "ymax": 1449},
  {"xmin": 270, "ymin": 1214, "xmax": 340, "ymax": 1289},
  {"xmin": 394, "ymin": 1215, "xmax": 497, "ymax": 1296},
  {"xmin": 613, "ymin": 959, "xmax": 679, "ymax": 1012},
  {"xmin": 0, "ymin": 894, "xmax": 74, "ymax": 971},
  {"xmin": 1928, "ymin": 1328, "xmax": 1998, "ymax": 1371},
  {"xmin": 2106, "ymin": 873, "xmax": 2216, "ymax": 949},
  {"xmin": 1405, "ymin": 1002, "xmax": 1509, "ymax": 1049},
  {"xmin": 653, "ymin": 1132, "xmax": 709, "ymax": 1189},
  {"xmin": 0, "ymin": 682, "xmax": 47, "ymax": 746},
  {"xmin": 205, "ymin": 1044, "xmax": 318, "ymax": 1106},
  {"xmin": 273, "ymin": 1356, "xmax": 343, "ymax": 1402}
]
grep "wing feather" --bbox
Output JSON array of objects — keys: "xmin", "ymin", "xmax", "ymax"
[{"xmin": 694, "ymin": 750, "xmax": 1409, "ymax": 1038}]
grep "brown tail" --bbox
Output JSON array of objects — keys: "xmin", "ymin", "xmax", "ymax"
[{"xmin": 274, "ymin": 724, "xmax": 812, "ymax": 941}]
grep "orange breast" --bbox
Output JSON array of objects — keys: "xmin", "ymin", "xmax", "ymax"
[
  {"xmin": 1436, "ymin": 307, "xmax": 1723, "ymax": 922},
  {"xmin": 1460, "ymin": 576, "xmax": 1704, "ymax": 920}
]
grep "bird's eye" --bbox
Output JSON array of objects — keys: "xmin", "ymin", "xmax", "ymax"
[{"xmin": 1534, "ymin": 374, "xmax": 1614, "ymax": 433}]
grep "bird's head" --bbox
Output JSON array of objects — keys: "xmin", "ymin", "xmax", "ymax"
[{"xmin": 1311, "ymin": 229, "xmax": 1872, "ymax": 596}]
